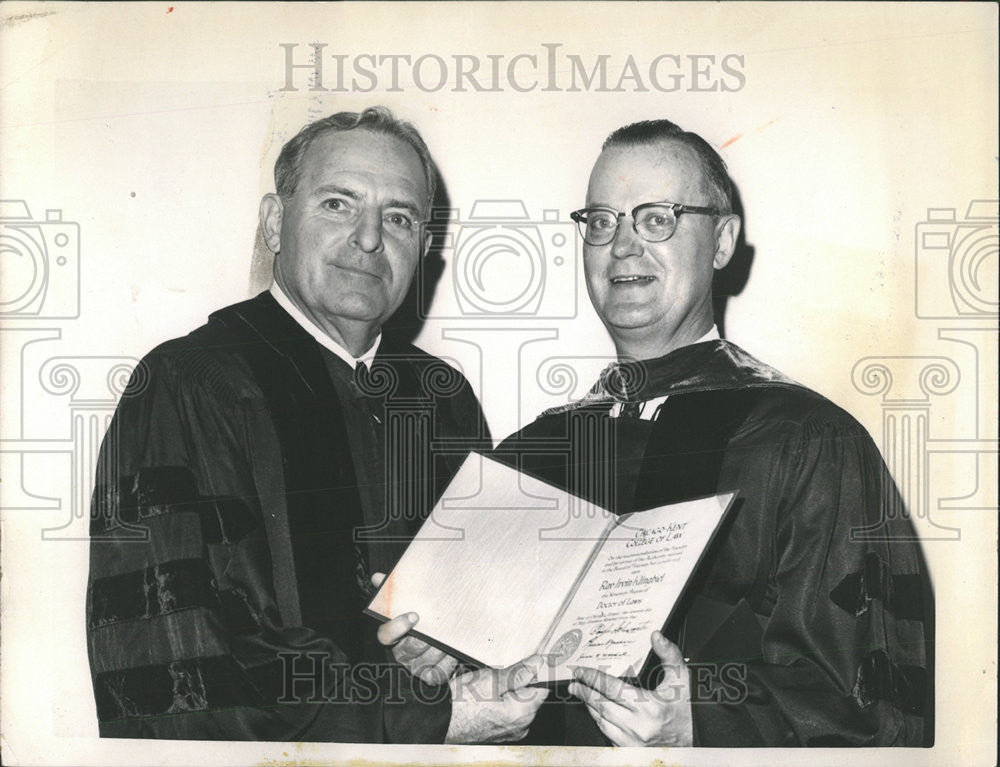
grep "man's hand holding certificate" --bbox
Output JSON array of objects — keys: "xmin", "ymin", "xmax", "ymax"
[
  {"xmin": 569, "ymin": 630, "xmax": 694, "ymax": 746},
  {"xmin": 375, "ymin": 593, "xmax": 549, "ymax": 743},
  {"xmin": 374, "ymin": 581, "xmax": 460, "ymax": 685}
]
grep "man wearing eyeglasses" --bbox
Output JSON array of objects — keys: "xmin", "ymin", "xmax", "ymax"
[
  {"xmin": 85, "ymin": 107, "xmax": 547, "ymax": 743},
  {"xmin": 493, "ymin": 119, "xmax": 934, "ymax": 747}
]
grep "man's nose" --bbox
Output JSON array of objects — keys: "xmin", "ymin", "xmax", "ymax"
[
  {"xmin": 610, "ymin": 216, "xmax": 642, "ymax": 259},
  {"xmin": 350, "ymin": 209, "xmax": 384, "ymax": 254}
]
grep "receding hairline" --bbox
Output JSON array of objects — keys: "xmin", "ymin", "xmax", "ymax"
[
  {"xmin": 588, "ymin": 138, "xmax": 719, "ymax": 207},
  {"xmin": 596, "ymin": 137, "xmax": 703, "ymax": 165},
  {"xmin": 596, "ymin": 118, "xmax": 734, "ymax": 214},
  {"xmin": 292, "ymin": 127, "xmax": 431, "ymax": 202}
]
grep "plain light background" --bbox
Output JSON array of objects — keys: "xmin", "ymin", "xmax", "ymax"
[{"xmin": 1, "ymin": 3, "xmax": 997, "ymax": 766}]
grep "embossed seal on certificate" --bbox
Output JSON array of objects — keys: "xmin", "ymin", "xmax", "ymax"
[{"xmin": 547, "ymin": 629, "xmax": 583, "ymax": 666}]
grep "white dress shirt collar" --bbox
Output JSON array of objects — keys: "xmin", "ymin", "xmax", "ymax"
[
  {"xmin": 694, "ymin": 325, "xmax": 721, "ymax": 345},
  {"xmin": 603, "ymin": 325, "xmax": 722, "ymax": 418},
  {"xmin": 269, "ymin": 282, "xmax": 380, "ymax": 370}
]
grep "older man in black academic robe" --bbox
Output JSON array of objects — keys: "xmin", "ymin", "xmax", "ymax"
[
  {"xmin": 86, "ymin": 107, "xmax": 547, "ymax": 743},
  {"xmin": 494, "ymin": 119, "xmax": 933, "ymax": 747}
]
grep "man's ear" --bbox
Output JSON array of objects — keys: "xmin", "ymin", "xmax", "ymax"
[
  {"xmin": 259, "ymin": 194, "xmax": 283, "ymax": 254},
  {"xmin": 713, "ymin": 214, "xmax": 741, "ymax": 271},
  {"xmin": 421, "ymin": 226, "xmax": 433, "ymax": 259}
]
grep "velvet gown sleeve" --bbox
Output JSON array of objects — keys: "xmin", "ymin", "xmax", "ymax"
[
  {"xmin": 86, "ymin": 345, "xmax": 452, "ymax": 742},
  {"xmin": 687, "ymin": 402, "xmax": 932, "ymax": 747}
]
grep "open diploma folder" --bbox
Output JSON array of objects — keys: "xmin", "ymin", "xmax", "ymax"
[{"xmin": 366, "ymin": 453, "xmax": 735, "ymax": 683}]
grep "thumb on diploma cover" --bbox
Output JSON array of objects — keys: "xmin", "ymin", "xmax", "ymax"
[
  {"xmin": 652, "ymin": 630, "xmax": 685, "ymax": 666},
  {"xmin": 502, "ymin": 654, "xmax": 543, "ymax": 692}
]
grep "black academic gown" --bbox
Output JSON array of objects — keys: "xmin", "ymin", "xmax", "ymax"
[
  {"xmin": 86, "ymin": 292, "xmax": 489, "ymax": 742},
  {"xmin": 495, "ymin": 340, "xmax": 933, "ymax": 747}
]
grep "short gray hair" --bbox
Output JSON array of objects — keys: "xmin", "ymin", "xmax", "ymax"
[{"xmin": 274, "ymin": 106, "xmax": 437, "ymax": 213}]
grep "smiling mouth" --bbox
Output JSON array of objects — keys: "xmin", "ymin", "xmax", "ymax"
[{"xmin": 609, "ymin": 275, "xmax": 656, "ymax": 285}]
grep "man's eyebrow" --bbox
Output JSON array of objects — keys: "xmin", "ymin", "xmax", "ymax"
[
  {"xmin": 314, "ymin": 184, "xmax": 362, "ymax": 201},
  {"xmin": 312, "ymin": 186, "xmax": 422, "ymax": 216},
  {"xmin": 383, "ymin": 198, "xmax": 423, "ymax": 217}
]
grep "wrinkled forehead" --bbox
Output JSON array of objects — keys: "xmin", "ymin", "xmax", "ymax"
[
  {"xmin": 299, "ymin": 129, "xmax": 429, "ymax": 203},
  {"xmin": 586, "ymin": 140, "xmax": 708, "ymax": 208}
]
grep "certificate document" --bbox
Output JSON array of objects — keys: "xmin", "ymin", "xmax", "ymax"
[{"xmin": 367, "ymin": 453, "xmax": 735, "ymax": 682}]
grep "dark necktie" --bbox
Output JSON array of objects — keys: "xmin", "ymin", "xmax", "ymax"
[
  {"xmin": 619, "ymin": 400, "xmax": 643, "ymax": 419},
  {"xmin": 351, "ymin": 361, "xmax": 378, "ymax": 598}
]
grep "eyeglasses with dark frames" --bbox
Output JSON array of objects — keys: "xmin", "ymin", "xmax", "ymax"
[{"xmin": 570, "ymin": 201, "xmax": 721, "ymax": 246}]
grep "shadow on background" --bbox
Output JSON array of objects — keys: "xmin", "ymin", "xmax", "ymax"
[
  {"xmin": 383, "ymin": 166, "xmax": 449, "ymax": 344},
  {"xmin": 712, "ymin": 181, "xmax": 755, "ymax": 339}
]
